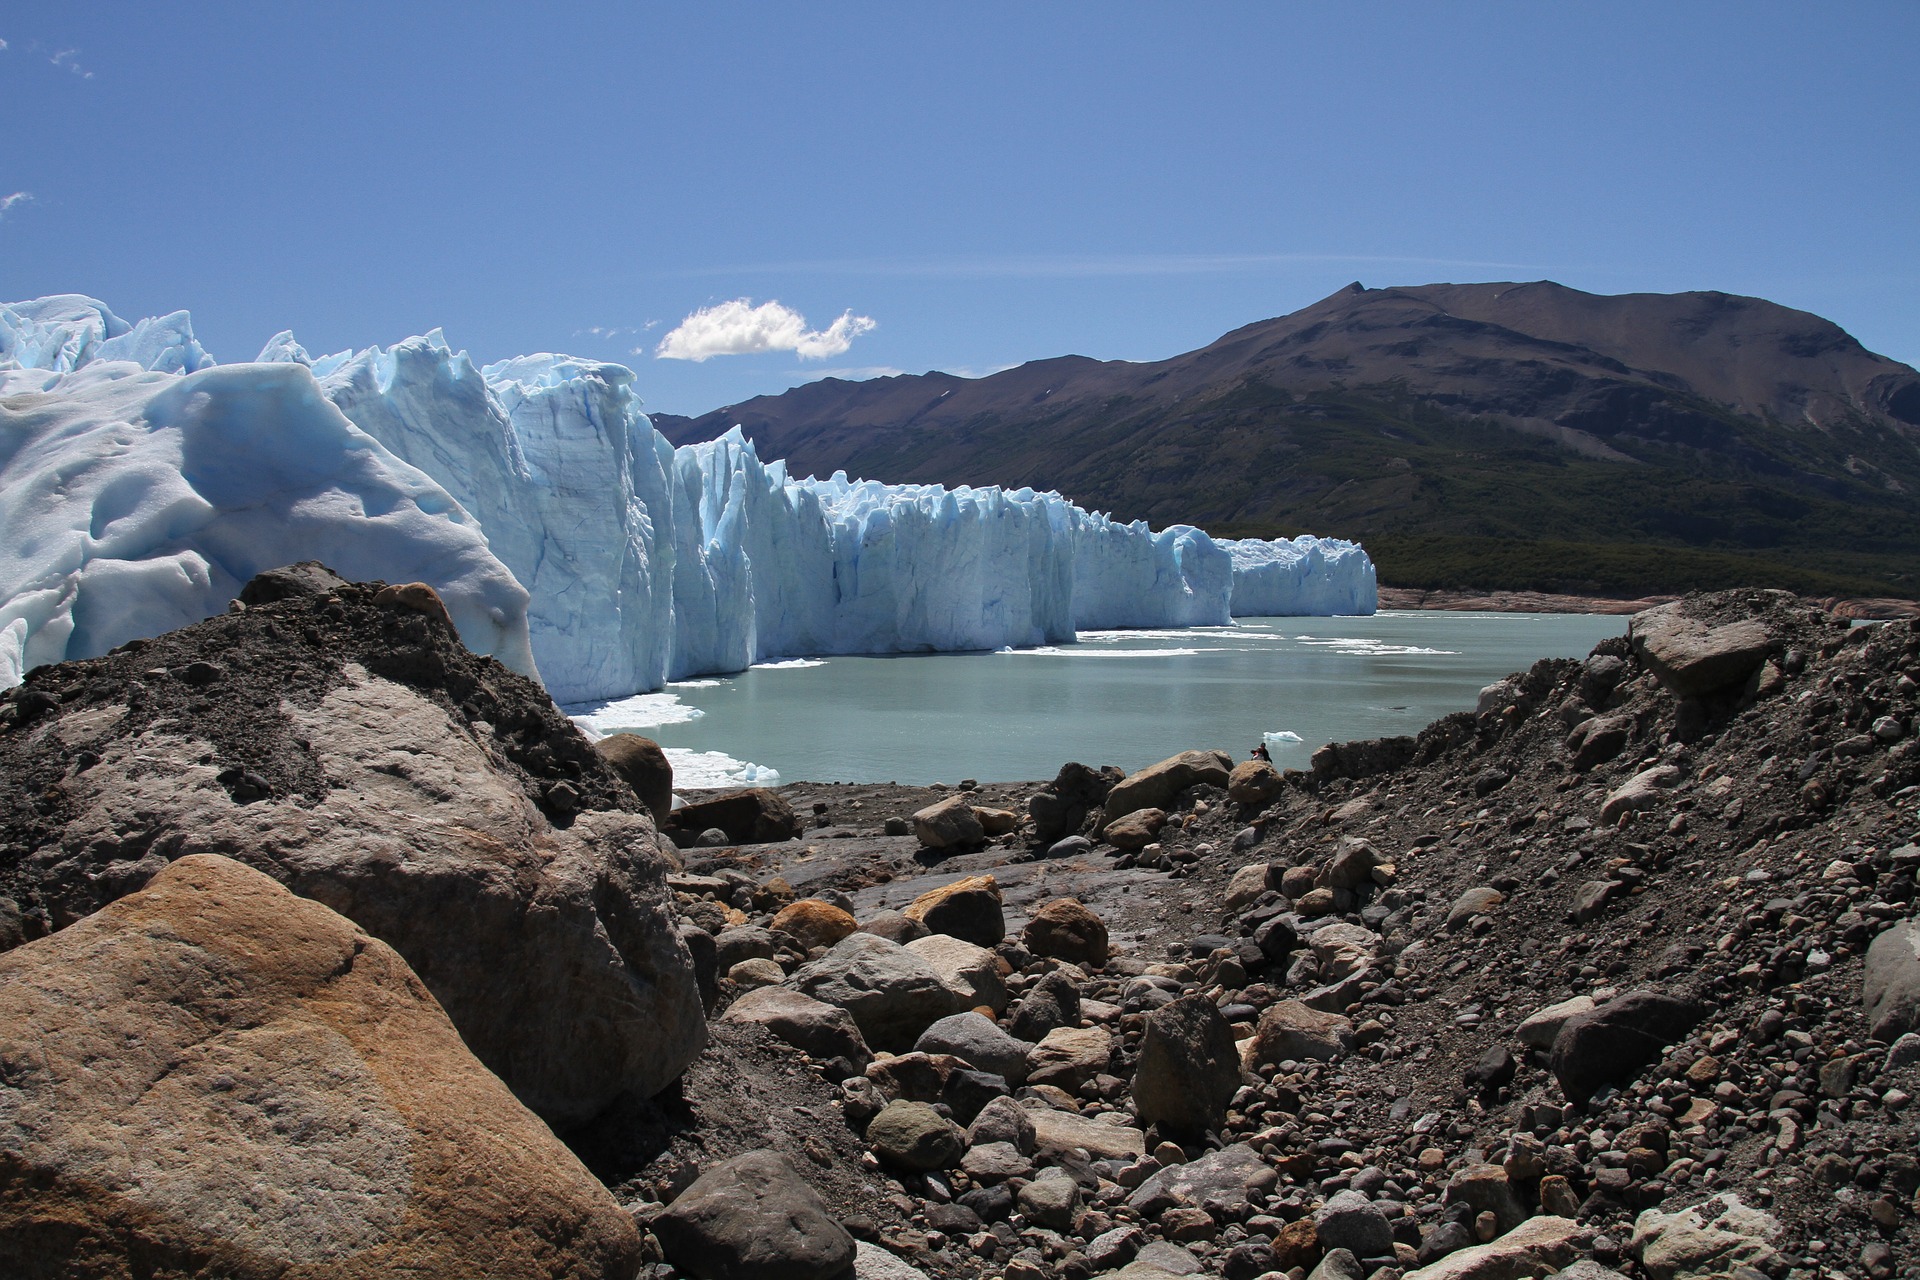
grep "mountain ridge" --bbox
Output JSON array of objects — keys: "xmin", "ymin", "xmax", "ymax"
[{"xmin": 653, "ymin": 282, "xmax": 1920, "ymax": 598}]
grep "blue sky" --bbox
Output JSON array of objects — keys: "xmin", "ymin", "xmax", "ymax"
[{"xmin": 2, "ymin": 3, "xmax": 1915, "ymax": 416}]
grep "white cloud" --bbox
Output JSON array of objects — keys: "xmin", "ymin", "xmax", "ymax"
[
  {"xmin": 0, "ymin": 192, "xmax": 32, "ymax": 220},
  {"xmin": 50, "ymin": 48, "xmax": 92, "ymax": 78},
  {"xmin": 655, "ymin": 298, "xmax": 876, "ymax": 362},
  {"xmin": 0, "ymin": 38, "xmax": 10, "ymax": 52}
]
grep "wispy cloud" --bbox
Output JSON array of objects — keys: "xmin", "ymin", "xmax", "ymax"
[
  {"xmin": 49, "ymin": 47, "xmax": 92, "ymax": 78},
  {"xmin": 656, "ymin": 299, "xmax": 876, "ymax": 362},
  {"xmin": 0, "ymin": 192, "xmax": 33, "ymax": 221},
  {"xmin": 0, "ymin": 38, "xmax": 10, "ymax": 52},
  {"xmin": 661, "ymin": 251, "xmax": 1543, "ymax": 280}
]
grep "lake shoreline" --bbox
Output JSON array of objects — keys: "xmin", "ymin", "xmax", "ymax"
[{"xmin": 1378, "ymin": 585, "xmax": 1919, "ymax": 619}]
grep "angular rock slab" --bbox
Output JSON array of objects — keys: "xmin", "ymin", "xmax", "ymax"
[
  {"xmin": 1629, "ymin": 602, "xmax": 1772, "ymax": 698},
  {"xmin": 790, "ymin": 932, "xmax": 962, "ymax": 1051},
  {"xmin": 1133, "ymin": 993, "xmax": 1243, "ymax": 1138},
  {"xmin": 1402, "ymin": 1215, "xmax": 1584, "ymax": 1280},
  {"xmin": 1551, "ymin": 989, "xmax": 1705, "ymax": 1106},
  {"xmin": 0, "ymin": 854, "xmax": 641, "ymax": 1279}
]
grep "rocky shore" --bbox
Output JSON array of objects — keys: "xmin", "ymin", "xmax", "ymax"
[{"xmin": 2, "ymin": 574, "xmax": 1916, "ymax": 1280}]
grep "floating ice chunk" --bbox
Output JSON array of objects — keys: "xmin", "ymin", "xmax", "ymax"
[
  {"xmin": 567, "ymin": 692, "xmax": 706, "ymax": 741},
  {"xmin": 668, "ymin": 749, "xmax": 782, "ymax": 790}
]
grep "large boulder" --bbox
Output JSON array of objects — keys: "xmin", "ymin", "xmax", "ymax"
[
  {"xmin": 15, "ymin": 657, "xmax": 703, "ymax": 1127},
  {"xmin": 1103, "ymin": 750, "xmax": 1234, "ymax": 822},
  {"xmin": 652, "ymin": 1150, "xmax": 856, "ymax": 1280},
  {"xmin": 1248, "ymin": 1000, "xmax": 1353, "ymax": 1066},
  {"xmin": 1028, "ymin": 761, "xmax": 1119, "ymax": 843},
  {"xmin": 1864, "ymin": 916, "xmax": 1920, "ymax": 1041},
  {"xmin": 596, "ymin": 732, "xmax": 674, "ymax": 824},
  {"xmin": 1133, "ymin": 993, "xmax": 1243, "ymax": 1138},
  {"xmin": 1402, "ymin": 1215, "xmax": 1584, "ymax": 1280},
  {"xmin": 902, "ymin": 874, "xmax": 1006, "ymax": 946},
  {"xmin": 1127, "ymin": 1143, "xmax": 1269, "ymax": 1217},
  {"xmin": 1026, "ymin": 1026, "xmax": 1115, "ymax": 1092},
  {"xmin": 771, "ymin": 899, "xmax": 860, "ymax": 951},
  {"xmin": 1022, "ymin": 898, "xmax": 1110, "ymax": 965},
  {"xmin": 1227, "ymin": 759, "xmax": 1284, "ymax": 806},
  {"xmin": 1314, "ymin": 1190, "xmax": 1393, "ymax": 1258},
  {"xmin": 1029, "ymin": 1109, "xmax": 1145, "ymax": 1162},
  {"xmin": 1551, "ymin": 989, "xmax": 1706, "ymax": 1106},
  {"xmin": 867, "ymin": 1101, "xmax": 966, "ymax": 1171},
  {"xmin": 1629, "ymin": 601, "xmax": 1772, "ymax": 698},
  {"xmin": 790, "ymin": 933, "xmax": 962, "ymax": 1051},
  {"xmin": 1630, "ymin": 1194, "xmax": 1781, "ymax": 1280},
  {"xmin": 916, "ymin": 1012, "xmax": 1033, "ymax": 1084},
  {"xmin": 1104, "ymin": 807, "xmax": 1167, "ymax": 851},
  {"xmin": 1599, "ymin": 765, "xmax": 1683, "ymax": 825},
  {"xmin": 719, "ymin": 986, "xmax": 872, "ymax": 1073},
  {"xmin": 912, "ymin": 795, "xmax": 984, "ymax": 849},
  {"xmin": 668, "ymin": 788, "xmax": 803, "ymax": 845},
  {"xmin": 0, "ymin": 854, "xmax": 641, "ymax": 1279},
  {"xmin": 905, "ymin": 933, "xmax": 1009, "ymax": 1013}
]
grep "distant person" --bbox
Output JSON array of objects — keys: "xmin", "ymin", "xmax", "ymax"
[{"xmin": 1251, "ymin": 742, "xmax": 1271, "ymax": 762}]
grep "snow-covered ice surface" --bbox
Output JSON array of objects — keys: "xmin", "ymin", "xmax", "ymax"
[{"xmin": 1, "ymin": 295, "xmax": 1377, "ymax": 698}]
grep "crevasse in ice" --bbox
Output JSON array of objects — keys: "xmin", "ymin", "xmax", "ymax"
[{"xmin": 1, "ymin": 296, "xmax": 1376, "ymax": 700}]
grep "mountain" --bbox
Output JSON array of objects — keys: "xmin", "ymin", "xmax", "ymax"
[{"xmin": 652, "ymin": 282, "xmax": 1920, "ymax": 598}]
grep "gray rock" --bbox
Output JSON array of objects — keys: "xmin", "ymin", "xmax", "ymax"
[
  {"xmin": 1132, "ymin": 993, "xmax": 1242, "ymax": 1138},
  {"xmin": 714, "ymin": 926, "xmax": 778, "ymax": 970},
  {"xmin": 1631, "ymin": 1194, "xmax": 1781, "ymax": 1280},
  {"xmin": 917, "ymin": 1012, "xmax": 1032, "ymax": 1083},
  {"xmin": 1567, "ymin": 714, "xmax": 1632, "ymax": 770},
  {"xmin": 1885, "ymin": 1032, "xmax": 1920, "ymax": 1070},
  {"xmin": 853, "ymin": 1241, "xmax": 930, "ymax": 1280},
  {"xmin": 653, "ymin": 1150, "xmax": 855, "ymax": 1280},
  {"xmin": 1516, "ymin": 995, "xmax": 1596, "ymax": 1049},
  {"xmin": 867, "ymin": 1100, "xmax": 965, "ymax": 1171},
  {"xmin": 1600, "ymin": 765, "xmax": 1683, "ymax": 825},
  {"xmin": 904, "ymin": 934, "xmax": 1008, "ymax": 1014},
  {"xmin": 1008, "ymin": 968, "xmax": 1081, "ymax": 1041},
  {"xmin": 1028, "ymin": 1108, "xmax": 1145, "ymax": 1162},
  {"xmin": 719, "ymin": 986, "xmax": 872, "ymax": 1072},
  {"xmin": 1306, "ymin": 1248, "xmax": 1365, "ymax": 1280},
  {"xmin": 791, "ymin": 933, "xmax": 962, "ymax": 1051},
  {"xmin": 1127, "ymin": 1143, "xmax": 1268, "ymax": 1216},
  {"xmin": 1314, "ymin": 1189, "xmax": 1393, "ymax": 1257},
  {"xmin": 857, "ymin": 911, "xmax": 929, "ymax": 944},
  {"xmin": 1017, "ymin": 1170, "xmax": 1080, "ymax": 1231},
  {"xmin": 1555, "ymin": 1264, "xmax": 1630, "ymax": 1280},
  {"xmin": 1025, "ymin": 1025, "xmax": 1113, "ymax": 1092},
  {"xmin": 1864, "ymin": 916, "xmax": 1920, "ymax": 1041},
  {"xmin": 1316, "ymin": 836, "xmax": 1380, "ymax": 891},
  {"xmin": 1085, "ymin": 1225, "xmax": 1145, "ymax": 1270},
  {"xmin": 1131, "ymin": 1242, "xmax": 1204, "ymax": 1275},
  {"xmin": 1045, "ymin": 834, "xmax": 1095, "ymax": 859},
  {"xmin": 965, "ymin": 1095, "xmax": 1036, "ymax": 1153},
  {"xmin": 960, "ymin": 1140, "xmax": 1035, "ymax": 1182},
  {"xmin": 1551, "ymin": 989, "xmax": 1706, "ymax": 1105}
]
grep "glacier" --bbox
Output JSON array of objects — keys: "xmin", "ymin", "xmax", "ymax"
[{"xmin": 1, "ymin": 295, "xmax": 1376, "ymax": 701}]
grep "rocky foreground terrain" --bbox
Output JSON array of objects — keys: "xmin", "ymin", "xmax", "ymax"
[{"xmin": 2, "ymin": 573, "xmax": 1916, "ymax": 1280}]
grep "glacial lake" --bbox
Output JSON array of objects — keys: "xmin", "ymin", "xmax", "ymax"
[{"xmin": 570, "ymin": 611, "xmax": 1628, "ymax": 788}]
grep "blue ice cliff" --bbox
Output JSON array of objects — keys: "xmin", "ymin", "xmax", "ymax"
[{"xmin": 1, "ymin": 297, "xmax": 1375, "ymax": 700}]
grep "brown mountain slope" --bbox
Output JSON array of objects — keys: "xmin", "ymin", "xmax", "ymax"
[{"xmin": 653, "ymin": 283, "xmax": 1920, "ymax": 598}]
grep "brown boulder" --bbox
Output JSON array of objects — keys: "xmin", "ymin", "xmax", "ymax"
[
  {"xmin": 1022, "ymin": 898, "xmax": 1111, "ymax": 966},
  {"xmin": 1104, "ymin": 807, "xmax": 1167, "ymax": 851},
  {"xmin": 30, "ymin": 663, "xmax": 703, "ymax": 1128},
  {"xmin": 912, "ymin": 795, "xmax": 985, "ymax": 849},
  {"xmin": 1133, "ymin": 993, "xmax": 1244, "ymax": 1138},
  {"xmin": 596, "ymin": 732, "xmax": 675, "ymax": 824},
  {"xmin": 974, "ymin": 807, "xmax": 1021, "ymax": 836},
  {"xmin": 373, "ymin": 580, "xmax": 457, "ymax": 631},
  {"xmin": 1227, "ymin": 759, "xmax": 1284, "ymax": 806},
  {"xmin": 0, "ymin": 854, "xmax": 641, "ymax": 1279},
  {"xmin": 902, "ymin": 874, "xmax": 1006, "ymax": 946},
  {"xmin": 669, "ymin": 787, "xmax": 803, "ymax": 845},
  {"xmin": 1103, "ymin": 750, "xmax": 1234, "ymax": 822},
  {"xmin": 771, "ymin": 899, "xmax": 860, "ymax": 951}
]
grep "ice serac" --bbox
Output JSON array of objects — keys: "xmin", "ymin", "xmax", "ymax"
[
  {"xmin": 1, "ymin": 295, "xmax": 1377, "ymax": 698},
  {"xmin": 1222, "ymin": 536, "xmax": 1377, "ymax": 618},
  {"xmin": 0, "ymin": 297, "xmax": 536, "ymax": 687}
]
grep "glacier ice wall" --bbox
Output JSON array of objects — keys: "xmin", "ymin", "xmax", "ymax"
[
  {"xmin": 1, "ymin": 295, "xmax": 1376, "ymax": 699},
  {"xmin": 0, "ymin": 299, "xmax": 536, "ymax": 687}
]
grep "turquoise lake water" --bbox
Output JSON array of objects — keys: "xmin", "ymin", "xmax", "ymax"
[{"xmin": 570, "ymin": 611, "xmax": 1628, "ymax": 787}]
